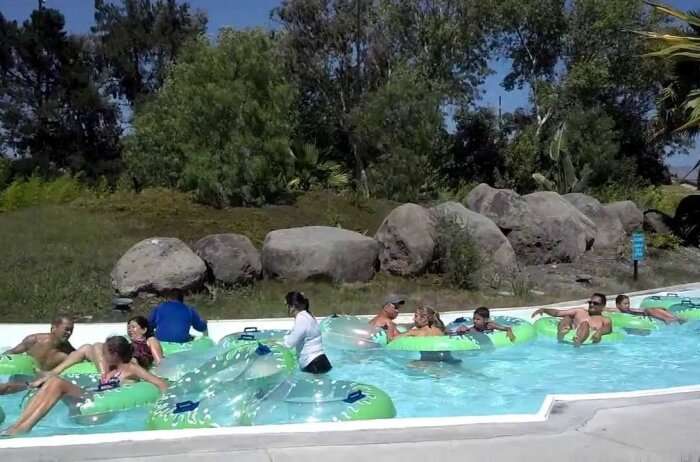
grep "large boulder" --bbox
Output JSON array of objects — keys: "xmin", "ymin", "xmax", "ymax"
[
  {"xmin": 193, "ymin": 234, "xmax": 261, "ymax": 286},
  {"xmin": 374, "ymin": 203, "xmax": 436, "ymax": 275},
  {"xmin": 564, "ymin": 193, "xmax": 625, "ymax": 252},
  {"xmin": 675, "ymin": 194, "xmax": 700, "ymax": 245},
  {"xmin": 604, "ymin": 200, "xmax": 643, "ymax": 234},
  {"xmin": 644, "ymin": 210, "xmax": 676, "ymax": 235},
  {"xmin": 112, "ymin": 237, "xmax": 207, "ymax": 296},
  {"xmin": 431, "ymin": 202, "xmax": 517, "ymax": 274},
  {"xmin": 262, "ymin": 226, "xmax": 380, "ymax": 282},
  {"xmin": 466, "ymin": 184, "xmax": 596, "ymax": 264}
]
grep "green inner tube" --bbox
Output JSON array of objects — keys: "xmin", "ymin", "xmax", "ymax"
[
  {"xmin": 447, "ymin": 316, "xmax": 537, "ymax": 349},
  {"xmin": 63, "ymin": 374, "xmax": 162, "ymax": 417},
  {"xmin": 603, "ymin": 312, "xmax": 658, "ymax": 333},
  {"xmin": 0, "ymin": 354, "xmax": 38, "ymax": 375},
  {"xmin": 342, "ymin": 383, "xmax": 396, "ymax": 421},
  {"xmin": 0, "ymin": 405, "xmax": 5, "ymax": 426},
  {"xmin": 386, "ymin": 335, "xmax": 479, "ymax": 352},
  {"xmin": 161, "ymin": 336, "xmax": 215, "ymax": 355},
  {"xmin": 640, "ymin": 295, "xmax": 700, "ymax": 310},
  {"xmin": 533, "ymin": 317, "xmax": 624, "ymax": 344},
  {"xmin": 669, "ymin": 301, "xmax": 700, "ymax": 320}
]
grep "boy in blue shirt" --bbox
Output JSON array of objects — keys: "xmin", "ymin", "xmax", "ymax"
[{"xmin": 148, "ymin": 289, "xmax": 208, "ymax": 343}]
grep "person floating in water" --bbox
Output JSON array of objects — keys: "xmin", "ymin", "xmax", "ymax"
[
  {"xmin": 2, "ymin": 336, "xmax": 168, "ymax": 435},
  {"xmin": 0, "ymin": 316, "xmax": 75, "ymax": 395},
  {"xmin": 607, "ymin": 294, "xmax": 684, "ymax": 324},
  {"xmin": 399, "ymin": 305, "xmax": 445, "ymax": 337},
  {"xmin": 148, "ymin": 289, "xmax": 208, "ymax": 343},
  {"xmin": 368, "ymin": 294, "xmax": 405, "ymax": 340},
  {"xmin": 531, "ymin": 293, "xmax": 612, "ymax": 347},
  {"xmin": 453, "ymin": 307, "xmax": 516, "ymax": 342}
]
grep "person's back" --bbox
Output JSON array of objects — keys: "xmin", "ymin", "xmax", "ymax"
[{"xmin": 149, "ymin": 296, "xmax": 207, "ymax": 343}]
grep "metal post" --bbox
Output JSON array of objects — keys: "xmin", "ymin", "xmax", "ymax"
[{"xmin": 633, "ymin": 260, "xmax": 638, "ymax": 281}]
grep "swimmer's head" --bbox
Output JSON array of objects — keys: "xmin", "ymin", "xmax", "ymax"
[
  {"xmin": 103, "ymin": 336, "xmax": 133, "ymax": 364},
  {"xmin": 50, "ymin": 316, "xmax": 74, "ymax": 342},
  {"xmin": 127, "ymin": 316, "xmax": 153, "ymax": 339},
  {"xmin": 414, "ymin": 305, "xmax": 445, "ymax": 331},
  {"xmin": 382, "ymin": 294, "xmax": 405, "ymax": 320},
  {"xmin": 473, "ymin": 307, "xmax": 490, "ymax": 329},
  {"xmin": 588, "ymin": 293, "xmax": 606, "ymax": 315},
  {"xmin": 615, "ymin": 294, "xmax": 630, "ymax": 311},
  {"xmin": 286, "ymin": 291, "xmax": 310, "ymax": 316}
]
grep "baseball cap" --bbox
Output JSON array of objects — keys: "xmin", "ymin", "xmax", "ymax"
[{"xmin": 383, "ymin": 294, "xmax": 406, "ymax": 306}]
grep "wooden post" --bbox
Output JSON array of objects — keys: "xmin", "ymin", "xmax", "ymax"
[{"xmin": 633, "ymin": 260, "xmax": 638, "ymax": 281}]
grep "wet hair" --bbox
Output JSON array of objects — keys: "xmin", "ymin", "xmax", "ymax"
[
  {"xmin": 474, "ymin": 307, "xmax": 490, "ymax": 319},
  {"xmin": 51, "ymin": 316, "xmax": 72, "ymax": 327},
  {"xmin": 105, "ymin": 336, "xmax": 133, "ymax": 364},
  {"xmin": 592, "ymin": 293, "xmax": 607, "ymax": 305},
  {"xmin": 416, "ymin": 305, "xmax": 445, "ymax": 332},
  {"xmin": 164, "ymin": 288, "xmax": 184, "ymax": 302},
  {"xmin": 286, "ymin": 291, "xmax": 310, "ymax": 313},
  {"xmin": 128, "ymin": 316, "xmax": 154, "ymax": 338},
  {"xmin": 615, "ymin": 294, "xmax": 629, "ymax": 305}
]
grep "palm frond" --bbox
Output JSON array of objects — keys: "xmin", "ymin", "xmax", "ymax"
[{"xmin": 644, "ymin": 1, "xmax": 700, "ymax": 28}]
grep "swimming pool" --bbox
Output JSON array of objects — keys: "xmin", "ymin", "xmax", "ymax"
[{"xmin": 2, "ymin": 286, "xmax": 700, "ymax": 438}]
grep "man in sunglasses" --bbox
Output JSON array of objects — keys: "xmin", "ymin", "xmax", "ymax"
[
  {"xmin": 531, "ymin": 293, "xmax": 612, "ymax": 347},
  {"xmin": 369, "ymin": 294, "xmax": 405, "ymax": 340}
]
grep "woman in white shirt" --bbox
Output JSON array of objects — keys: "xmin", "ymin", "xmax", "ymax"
[{"xmin": 283, "ymin": 291, "xmax": 332, "ymax": 374}]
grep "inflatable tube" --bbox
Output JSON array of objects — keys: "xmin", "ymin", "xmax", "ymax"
[
  {"xmin": 0, "ymin": 354, "xmax": 37, "ymax": 375},
  {"xmin": 533, "ymin": 317, "xmax": 624, "ymax": 344},
  {"xmin": 669, "ymin": 300, "xmax": 700, "ymax": 321},
  {"xmin": 603, "ymin": 312, "xmax": 658, "ymax": 333},
  {"xmin": 0, "ymin": 405, "xmax": 4, "ymax": 426},
  {"xmin": 386, "ymin": 335, "xmax": 479, "ymax": 352},
  {"xmin": 319, "ymin": 315, "xmax": 387, "ymax": 350},
  {"xmin": 63, "ymin": 374, "xmax": 162, "ymax": 417},
  {"xmin": 240, "ymin": 376, "xmax": 396, "ymax": 425},
  {"xmin": 639, "ymin": 294, "xmax": 700, "ymax": 310},
  {"xmin": 161, "ymin": 336, "xmax": 215, "ymax": 355},
  {"xmin": 445, "ymin": 316, "xmax": 537, "ymax": 349},
  {"xmin": 147, "ymin": 342, "xmax": 295, "ymax": 430},
  {"xmin": 218, "ymin": 327, "xmax": 287, "ymax": 351}
]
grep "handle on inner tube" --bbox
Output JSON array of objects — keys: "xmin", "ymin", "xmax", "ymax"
[
  {"xmin": 244, "ymin": 327, "xmax": 259, "ymax": 333},
  {"xmin": 174, "ymin": 400, "xmax": 200, "ymax": 413},
  {"xmin": 343, "ymin": 389, "xmax": 366, "ymax": 403},
  {"xmin": 238, "ymin": 334, "xmax": 256, "ymax": 340}
]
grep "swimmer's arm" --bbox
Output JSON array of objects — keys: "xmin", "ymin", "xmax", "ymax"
[
  {"xmin": 47, "ymin": 347, "xmax": 90, "ymax": 375},
  {"xmin": 531, "ymin": 308, "xmax": 577, "ymax": 318},
  {"xmin": 130, "ymin": 364, "xmax": 169, "ymax": 392},
  {"xmin": 387, "ymin": 322, "xmax": 401, "ymax": 340},
  {"xmin": 4, "ymin": 334, "xmax": 38, "ymax": 354},
  {"xmin": 488, "ymin": 322, "xmax": 516, "ymax": 341},
  {"xmin": 148, "ymin": 337, "xmax": 164, "ymax": 365},
  {"xmin": 283, "ymin": 316, "xmax": 307, "ymax": 348}
]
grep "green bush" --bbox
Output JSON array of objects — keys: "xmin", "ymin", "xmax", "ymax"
[
  {"xmin": 591, "ymin": 184, "xmax": 683, "ymax": 215},
  {"xmin": 0, "ymin": 175, "xmax": 86, "ymax": 211},
  {"xmin": 435, "ymin": 215, "xmax": 482, "ymax": 290},
  {"xmin": 648, "ymin": 232, "xmax": 682, "ymax": 250},
  {"xmin": 124, "ymin": 29, "xmax": 296, "ymax": 207},
  {"xmin": 0, "ymin": 158, "xmax": 10, "ymax": 190}
]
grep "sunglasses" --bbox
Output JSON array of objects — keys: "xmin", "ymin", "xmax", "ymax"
[{"xmin": 587, "ymin": 300, "xmax": 604, "ymax": 306}]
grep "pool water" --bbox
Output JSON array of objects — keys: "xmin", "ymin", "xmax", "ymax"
[{"xmin": 3, "ymin": 291, "xmax": 700, "ymax": 437}]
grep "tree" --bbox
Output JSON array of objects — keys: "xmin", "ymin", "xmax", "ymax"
[
  {"xmin": 124, "ymin": 29, "xmax": 297, "ymax": 207},
  {"xmin": 92, "ymin": 0, "xmax": 206, "ymax": 106},
  {"xmin": 637, "ymin": 0, "xmax": 700, "ymax": 187},
  {"xmin": 0, "ymin": 9, "xmax": 122, "ymax": 179}
]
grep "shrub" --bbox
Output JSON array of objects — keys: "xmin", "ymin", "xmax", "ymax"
[
  {"xmin": 124, "ymin": 29, "xmax": 296, "ymax": 207},
  {"xmin": 648, "ymin": 232, "xmax": 682, "ymax": 250},
  {"xmin": 0, "ymin": 158, "xmax": 10, "ymax": 190},
  {"xmin": 0, "ymin": 175, "xmax": 86, "ymax": 211},
  {"xmin": 434, "ymin": 215, "xmax": 482, "ymax": 290}
]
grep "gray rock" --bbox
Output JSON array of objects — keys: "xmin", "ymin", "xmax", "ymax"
[
  {"xmin": 564, "ymin": 193, "xmax": 625, "ymax": 252},
  {"xmin": 643, "ymin": 210, "xmax": 676, "ymax": 235},
  {"xmin": 467, "ymin": 184, "xmax": 596, "ymax": 264},
  {"xmin": 431, "ymin": 201, "xmax": 517, "ymax": 274},
  {"xmin": 194, "ymin": 234, "xmax": 261, "ymax": 285},
  {"xmin": 111, "ymin": 237, "xmax": 207, "ymax": 296},
  {"xmin": 604, "ymin": 200, "xmax": 643, "ymax": 234},
  {"xmin": 262, "ymin": 226, "xmax": 379, "ymax": 282},
  {"xmin": 374, "ymin": 204, "xmax": 437, "ymax": 275}
]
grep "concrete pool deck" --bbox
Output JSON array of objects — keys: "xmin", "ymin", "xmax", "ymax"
[{"xmin": 4, "ymin": 389, "xmax": 700, "ymax": 461}]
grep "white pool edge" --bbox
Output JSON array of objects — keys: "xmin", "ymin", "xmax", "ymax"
[
  {"xmin": 2, "ymin": 281, "xmax": 700, "ymax": 449},
  {"xmin": 3, "ymin": 384, "xmax": 700, "ymax": 449}
]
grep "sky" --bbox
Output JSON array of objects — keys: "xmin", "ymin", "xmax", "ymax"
[{"xmin": 1, "ymin": 0, "xmax": 699, "ymax": 168}]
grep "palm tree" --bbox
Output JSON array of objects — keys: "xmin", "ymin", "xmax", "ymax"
[{"xmin": 636, "ymin": 1, "xmax": 700, "ymax": 187}]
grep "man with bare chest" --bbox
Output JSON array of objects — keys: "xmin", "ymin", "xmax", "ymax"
[
  {"xmin": 0, "ymin": 316, "xmax": 75, "ymax": 394},
  {"xmin": 531, "ymin": 293, "xmax": 612, "ymax": 347}
]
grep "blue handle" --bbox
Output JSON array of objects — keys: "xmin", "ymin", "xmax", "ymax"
[
  {"xmin": 174, "ymin": 400, "xmax": 199, "ymax": 414},
  {"xmin": 343, "ymin": 389, "xmax": 365, "ymax": 404},
  {"xmin": 244, "ymin": 327, "xmax": 259, "ymax": 333},
  {"xmin": 97, "ymin": 378, "xmax": 120, "ymax": 392},
  {"xmin": 454, "ymin": 317, "xmax": 466, "ymax": 323},
  {"xmin": 238, "ymin": 334, "xmax": 256, "ymax": 341},
  {"xmin": 255, "ymin": 343, "xmax": 271, "ymax": 356}
]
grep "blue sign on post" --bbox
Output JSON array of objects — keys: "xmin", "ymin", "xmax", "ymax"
[{"xmin": 632, "ymin": 231, "xmax": 646, "ymax": 261}]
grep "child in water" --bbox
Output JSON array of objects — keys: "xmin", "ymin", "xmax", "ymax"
[
  {"xmin": 455, "ymin": 307, "xmax": 516, "ymax": 342},
  {"xmin": 401, "ymin": 305, "xmax": 445, "ymax": 337}
]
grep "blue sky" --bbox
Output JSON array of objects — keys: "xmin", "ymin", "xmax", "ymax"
[{"xmin": 1, "ymin": 0, "xmax": 698, "ymax": 167}]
